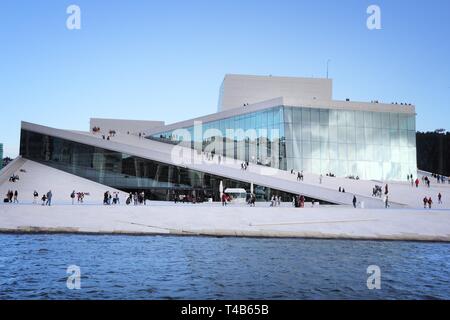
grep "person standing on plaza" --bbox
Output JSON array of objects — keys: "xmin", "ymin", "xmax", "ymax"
[
  {"xmin": 46, "ymin": 190, "xmax": 52, "ymax": 206},
  {"xmin": 299, "ymin": 195, "xmax": 305, "ymax": 208},
  {"xmin": 221, "ymin": 193, "xmax": 227, "ymax": 206},
  {"xmin": 70, "ymin": 190, "xmax": 76, "ymax": 205},
  {"xmin": 133, "ymin": 192, "xmax": 138, "ymax": 205},
  {"xmin": 33, "ymin": 190, "xmax": 38, "ymax": 204},
  {"xmin": 41, "ymin": 193, "xmax": 47, "ymax": 206}
]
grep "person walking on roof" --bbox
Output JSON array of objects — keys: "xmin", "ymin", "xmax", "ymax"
[{"xmin": 384, "ymin": 195, "xmax": 389, "ymax": 208}]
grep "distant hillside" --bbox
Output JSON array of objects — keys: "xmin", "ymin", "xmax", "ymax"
[{"xmin": 416, "ymin": 132, "xmax": 450, "ymax": 176}]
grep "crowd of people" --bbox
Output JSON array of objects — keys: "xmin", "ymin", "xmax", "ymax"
[
  {"xmin": 204, "ymin": 152, "xmax": 215, "ymax": 161},
  {"xmin": 372, "ymin": 185, "xmax": 383, "ymax": 197},
  {"xmin": 407, "ymin": 174, "xmax": 449, "ymax": 188},
  {"xmin": 175, "ymin": 193, "xmax": 200, "ymax": 204},
  {"xmin": 4, "ymin": 190, "xmax": 18, "ymax": 203},
  {"xmin": 421, "ymin": 193, "xmax": 443, "ymax": 209},
  {"xmin": 92, "ymin": 126, "xmax": 118, "ymax": 141},
  {"xmin": 289, "ymin": 169, "xmax": 305, "ymax": 182},
  {"xmin": 294, "ymin": 195, "xmax": 305, "ymax": 208},
  {"xmin": 370, "ymin": 184, "xmax": 390, "ymax": 207},
  {"xmin": 203, "ymin": 152, "xmax": 222, "ymax": 164},
  {"xmin": 126, "ymin": 191, "xmax": 146, "ymax": 206},
  {"xmin": 422, "ymin": 176, "xmax": 431, "ymax": 188},
  {"xmin": 105, "ymin": 191, "xmax": 120, "ymax": 205},
  {"xmin": 70, "ymin": 190, "xmax": 89, "ymax": 204},
  {"xmin": 31, "ymin": 190, "xmax": 53, "ymax": 205},
  {"xmin": 5, "ymin": 189, "xmax": 51, "ymax": 206},
  {"xmin": 32, "ymin": 190, "xmax": 53, "ymax": 206},
  {"xmin": 423, "ymin": 197, "xmax": 433, "ymax": 209},
  {"xmin": 2, "ymin": 155, "xmax": 448, "ymax": 209},
  {"xmin": 430, "ymin": 173, "xmax": 449, "ymax": 184},
  {"xmin": 8, "ymin": 174, "xmax": 19, "ymax": 182},
  {"xmin": 241, "ymin": 161, "xmax": 249, "ymax": 170},
  {"xmin": 270, "ymin": 195, "xmax": 281, "ymax": 207}
]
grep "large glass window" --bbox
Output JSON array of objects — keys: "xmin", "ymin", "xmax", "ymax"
[
  {"xmin": 150, "ymin": 105, "xmax": 416, "ymax": 181},
  {"xmin": 21, "ymin": 130, "xmax": 304, "ymax": 202}
]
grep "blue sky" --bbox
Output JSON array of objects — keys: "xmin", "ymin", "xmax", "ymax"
[{"xmin": 0, "ymin": 0, "xmax": 449, "ymax": 157}]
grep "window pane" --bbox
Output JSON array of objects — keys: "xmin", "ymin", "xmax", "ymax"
[
  {"xmin": 390, "ymin": 113, "xmax": 399, "ymax": 129},
  {"xmin": 346, "ymin": 127, "xmax": 356, "ymax": 143},
  {"xmin": 311, "ymin": 109, "xmax": 320, "ymax": 124},
  {"xmin": 320, "ymin": 110, "xmax": 329, "ymax": 126},
  {"xmin": 381, "ymin": 113, "xmax": 390, "ymax": 128},
  {"xmin": 346, "ymin": 111, "xmax": 355, "ymax": 126},
  {"xmin": 355, "ymin": 111, "xmax": 364, "ymax": 127},
  {"xmin": 293, "ymin": 108, "xmax": 302, "ymax": 123},
  {"xmin": 329, "ymin": 126, "xmax": 338, "ymax": 143},
  {"xmin": 302, "ymin": 108, "xmax": 311, "ymax": 124},
  {"xmin": 372, "ymin": 112, "xmax": 381, "ymax": 128}
]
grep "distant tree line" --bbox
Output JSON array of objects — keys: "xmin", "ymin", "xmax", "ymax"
[{"xmin": 416, "ymin": 131, "xmax": 450, "ymax": 176}]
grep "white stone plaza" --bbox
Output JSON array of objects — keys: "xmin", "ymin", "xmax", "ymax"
[{"xmin": 1, "ymin": 157, "xmax": 449, "ymax": 241}]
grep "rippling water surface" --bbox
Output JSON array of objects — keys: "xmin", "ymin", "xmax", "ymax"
[{"xmin": 0, "ymin": 234, "xmax": 449, "ymax": 299}]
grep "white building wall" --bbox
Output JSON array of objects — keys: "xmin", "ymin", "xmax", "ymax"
[{"xmin": 218, "ymin": 74, "xmax": 333, "ymax": 111}]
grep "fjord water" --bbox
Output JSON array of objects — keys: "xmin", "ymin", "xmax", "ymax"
[{"xmin": 0, "ymin": 234, "xmax": 449, "ymax": 300}]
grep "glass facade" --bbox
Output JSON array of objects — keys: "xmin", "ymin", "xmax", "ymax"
[
  {"xmin": 284, "ymin": 107, "xmax": 417, "ymax": 180},
  {"xmin": 151, "ymin": 106, "xmax": 286, "ymax": 170},
  {"xmin": 20, "ymin": 129, "xmax": 305, "ymax": 202},
  {"xmin": 150, "ymin": 106, "xmax": 417, "ymax": 180}
]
